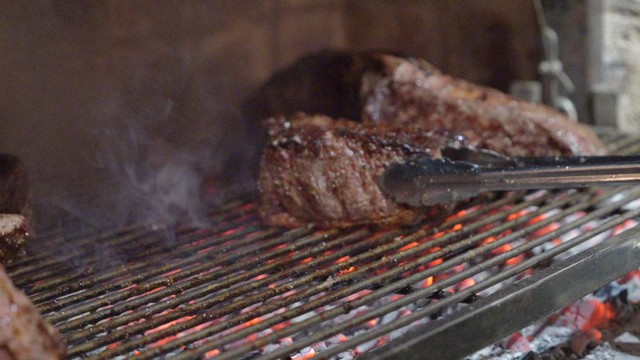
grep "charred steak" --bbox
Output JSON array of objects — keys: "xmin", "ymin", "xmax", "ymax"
[
  {"xmin": 0, "ymin": 215, "xmax": 27, "ymax": 264},
  {"xmin": 0, "ymin": 154, "xmax": 31, "ymax": 227},
  {"xmin": 247, "ymin": 51, "xmax": 606, "ymax": 157},
  {"xmin": 258, "ymin": 113, "xmax": 607, "ymax": 228},
  {"xmin": 255, "ymin": 51, "xmax": 608, "ymax": 228},
  {"xmin": 258, "ymin": 115, "xmax": 465, "ymax": 228},
  {"xmin": 0, "ymin": 266, "xmax": 66, "ymax": 360},
  {"xmin": 360, "ymin": 54, "xmax": 607, "ymax": 157}
]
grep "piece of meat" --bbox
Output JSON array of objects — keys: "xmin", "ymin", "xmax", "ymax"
[
  {"xmin": 360, "ymin": 54, "xmax": 607, "ymax": 157},
  {"xmin": 242, "ymin": 50, "xmax": 385, "ymax": 176},
  {"xmin": 0, "ymin": 154, "xmax": 32, "ymax": 229},
  {"xmin": 260, "ymin": 114, "xmax": 481, "ymax": 228},
  {"xmin": 0, "ymin": 215, "xmax": 27, "ymax": 264},
  {"xmin": 258, "ymin": 112, "xmax": 606, "ymax": 228},
  {"xmin": 246, "ymin": 51, "xmax": 606, "ymax": 157},
  {"xmin": 0, "ymin": 266, "xmax": 66, "ymax": 360},
  {"xmin": 255, "ymin": 52, "xmax": 609, "ymax": 228}
]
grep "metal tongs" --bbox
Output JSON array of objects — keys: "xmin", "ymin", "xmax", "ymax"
[{"xmin": 381, "ymin": 147, "xmax": 640, "ymax": 207}]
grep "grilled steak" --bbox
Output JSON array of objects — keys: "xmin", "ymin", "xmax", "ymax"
[
  {"xmin": 0, "ymin": 215, "xmax": 27, "ymax": 264},
  {"xmin": 259, "ymin": 115, "xmax": 465, "ymax": 228},
  {"xmin": 256, "ymin": 51, "xmax": 609, "ymax": 228},
  {"xmin": 0, "ymin": 266, "xmax": 66, "ymax": 360},
  {"xmin": 0, "ymin": 154, "xmax": 32, "ymax": 228},
  {"xmin": 360, "ymin": 54, "xmax": 607, "ymax": 157},
  {"xmin": 258, "ymin": 112, "xmax": 606, "ymax": 228},
  {"xmin": 247, "ymin": 51, "xmax": 606, "ymax": 158}
]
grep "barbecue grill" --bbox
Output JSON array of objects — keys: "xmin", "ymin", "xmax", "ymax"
[{"xmin": 7, "ymin": 128, "xmax": 640, "ymax": 360}]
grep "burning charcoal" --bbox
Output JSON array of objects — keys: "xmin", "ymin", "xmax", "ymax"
[
  {"xmin": 570, "ymin": 330, "xmax": 601, "ymax": 357},
  {"xmin": 0, "ymin": 154, "xmax": 31, "ymax": 228},
  {"xmin": 354, "ymin": 338, "xmax": 378, "ymax": 354},
  {"xmin": 380, "ymin": 311, "xmax": 399, "ymax": 325},
  {"xmin": 291, "ymin": 346, "xmax": 315, "ymax": 360},
  {"xmin": 0, "ymin": 266, "xmax": 66, "ymax": 359},
  {"xmin": 0, "ymin": 214, "xmax": 28, "ymax": 264},
  {"xmin": 262, "ymin": 343, "xmax": 281, "ymax": 354}
]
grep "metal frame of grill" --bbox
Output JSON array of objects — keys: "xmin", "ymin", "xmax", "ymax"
[{"xmin": 7, "ymin": 129, "xmax": 640, "ymax": 360}]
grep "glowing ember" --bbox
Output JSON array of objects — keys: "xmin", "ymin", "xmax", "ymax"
[
  {"xmin": 292, "ymin": 347, "xmax": 315, "ymax": 360},
  {"xmin": 400, "ymin": 242, "xmax": 419, "ymax": 251},
  {"xmin": 456, "ymin": 278, "xmax": 476, "ymax": 291},
  {"xmin": 338, "ymin": 266, "xmax": 357, "ymax": 276},
  {"xmin": 620, "ymin": 270, "xmax": 640, "ymax": 284},
  {"xmin": 254, "ymin": 274, "xmax": 269, "ymax": 281},
  {"xmin": 578, "ymin": 300, "xmax": 615, "ymax": 331},
  {"xmin": 507, "ymin": 209, "xmax": 528, "ymax": 221},
  {"xmin": 204, "ymin": 349, "xmax": 220, "ymax": 358}
]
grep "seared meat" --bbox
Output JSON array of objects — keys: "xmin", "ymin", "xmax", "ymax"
[
  {"xmin": 0, "ymin": 215, "xmax": 27, "ymax": 264},
  {"xmin": 360, "ymin": 55, "xmax": 607, "ymax": 157},
  {"xmin": 260, "ymin": 115, "xmax": 475, "ymax": 228},
  {"xmin": 0, "ymin": 266, "xmax": 66, "ymax": 360},
  {"xmin": 246, "ymin": 51, "xmax": 606, "ymax": 157},
  {"xmin": 256, "ymin": 52, "xmax": 609, "ymax": 228},
  {"xmin": 0, "ymin": 154, "xmax": 32, "ymax": 228},
  {"xmin": 258, "ymin": 112, "xmax": 605, "ymax": 228}
]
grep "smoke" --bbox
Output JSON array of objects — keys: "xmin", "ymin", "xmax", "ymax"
[
  {"xmin": 99, "ymin": 122, "xmax": 210, "ymax": 228},
  {"xmin": 38, "ymin": 46, "xmax": 262, "ymax": 251}
]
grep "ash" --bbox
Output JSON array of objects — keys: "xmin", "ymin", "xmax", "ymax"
[{"xmin": 466, "ymin": 272, "xmax": 640, "ymax": 360}]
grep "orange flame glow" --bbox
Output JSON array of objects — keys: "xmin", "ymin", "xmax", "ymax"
[
  {"xmin": 621, "ymin": 269, "xmax": 640, "ymax": 283},
  {"xmin": 507, "ymin": 209, "xmax": 528, "ymax": 221},
  {"xmin": 293, "ymin": 348, "xmax": 316, "ymax": 359},
  {"xmin": 400, "ymin": 242, "xmax": 419, "ymax": 251},
  {"xmin": 457, "ymin": 278, "xmax": 476, "ymax": 291},
  {"xmin": 205, "ymin": 349, "xmax": 221, "ymax": 358},
  {"xmin": 338, "ymin": 266, "xmax": 357, "ymax": 276},
  {"xmin": 581, "ymin": 300, "xmax": 615, "ymax": 331}
]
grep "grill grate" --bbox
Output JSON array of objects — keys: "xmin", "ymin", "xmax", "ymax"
[{"xmin": 7, "ymin": 128, "xmax": 640, "ymax": 360}]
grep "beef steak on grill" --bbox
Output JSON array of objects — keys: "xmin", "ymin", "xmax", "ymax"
[
  {"xmin": 360, "ymin": 54, "xmax": 607, "ymax": 157},
  {"xmin": 0, "ymin": 154, "xmax": 32, "ymax": 228},
  {"xmin": 0, "ymin": 215, "xmax": 27, "ymax": 264},
  {"xmin": 246, "ymin": 50, "xmax": 606, "ymax": 158},
  {"xmin": 258, "ymin": 113, "xmax": 606, "ymax": 228},
  {"xmin": 0, "ymin": 266, "xmax": 66, "ymax": 360},
  {"xmin": 255, "ymin": 51, "xmax": 608, "ymax": 228},
  {"xmin": 258, "ymin": 115, "xmax": 465, "ymax": 228}
]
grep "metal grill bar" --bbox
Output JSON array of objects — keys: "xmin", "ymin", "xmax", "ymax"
[
  {"xmin": 66, "ymin": 193, "xmax": 525, "ymax": 357},
  {"xmin": 6, "ymin": 131, "xmax": 640, "ymax": 360},
  {"xmin": 111, "ymin": 195, "xmax": 535, "ymax": 359},
  {"xmin": 11, "ymin": 201, "xmax": 252, "ymax": 285},
  {"xmin": 202, "ymin": 187, "xmax": 640, "ymax": 360},
  {"xmin": 334, "ymin": 197, "xmax": 640, "ymax": 359},
  {"xmin": 366, "ymin": 215, "xmax": 640, "ymax": 360}
]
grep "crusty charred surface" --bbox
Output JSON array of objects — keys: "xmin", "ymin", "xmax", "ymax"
[
  {"xmin": 0, "ymin": 266, "xmax": 66, "ymax": 360},
  {"xmin": 258, "ymin": 114, "xmax": 463, "ymax": 228},
  {"xmin": 361, "ymin": 55, "xmax": 608, "ymax": 156},
  {"xmin": 0, "ymin": 154, "xmax": 32, "ymax": 230},
  {"xmin": 0, "ymin": 215, "xmax": 27, "ymax": 265},
  {"xmin": 256, "ymin": 52, "xmax": 609, "ymax": 228}
]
